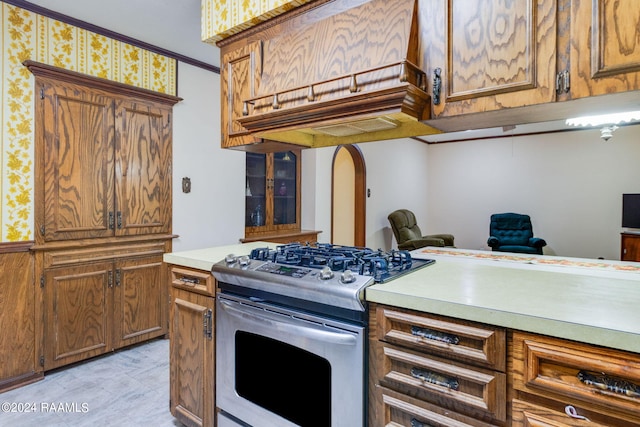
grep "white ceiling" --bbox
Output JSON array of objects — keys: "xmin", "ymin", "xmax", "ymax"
[{"xmin": 24, "ymin": 0, "xmax": 220, "ymax": 67}]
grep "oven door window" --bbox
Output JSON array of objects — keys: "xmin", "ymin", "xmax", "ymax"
[{"xmin": 235, "ymin": 331, "xmax": 331, "ymax": 426}]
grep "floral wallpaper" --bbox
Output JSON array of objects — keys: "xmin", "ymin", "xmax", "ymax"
[
  {"xmin": 201, "ymin": 0, "xmax": 313, "ymax": 43},
  {"xmin": 0, "ymin": 3, "xmax": 177, "ymax": 242}
]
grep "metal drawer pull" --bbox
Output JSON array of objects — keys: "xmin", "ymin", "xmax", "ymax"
[
  {"xmin": 411, "ymin": 418, "xmax": 434, "ymax": 427},
  {"xmin": 179, "ymin": 276, "xmax": 200, "ymax": 285},
  {"xmin": 565, "ymin": 405, "xmax": 589, "ymax": 421},
  {"xmin": 577, "ymin": 370, "xmax": 640, "ymax": 398},
  {"xmin": 411, "ymin": 325, "xmax": 459, "ymax": 345},
  {"xmin": 410, "ymin": 367, "xmax": 459, "ymax": 390}
]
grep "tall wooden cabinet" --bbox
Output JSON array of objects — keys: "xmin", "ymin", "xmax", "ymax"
[{"xmin": 26, "ymin": 61, "xmax": 180, "ymax": 371}]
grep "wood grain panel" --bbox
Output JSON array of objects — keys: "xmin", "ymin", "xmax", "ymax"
[
  {"xmin": 221, "ymin": 40, "xmax": 263, "ymax": 148},
  {"xmin": 45, "ymin": 262, "xmax": 111, "ymax": 369},
  {"xmin": 511, "ymin": 399, "xmax": 611, "ymax": 427},
  {"xmin": 113, "ymin": 255, "xmax": 166, "ymax": 348},
  {"xmin": 257, "ymin": 0, "xmax": 417, "ymax": 111},
  {"xmin": 448, "ymin": 0, "xmax": 536, "ymax": 100},
  {"xmin": 570, "ymin": 0, "xmax": 640, "ymax": 97},
  {"xmin": 512, "ymin": 331, "xmax": 640, "ymax": 424},
  {"xmin": 42, "ymin": 81, "xmax": 115, "ymax": 241},
  {"xmin": 0, "ymin": 250, "xmax": 40, "ymax": 391},
  {"xmin": 376, "ymin": 305, "xmax": 506, "ymax": 371},
  {"xmin": 424, "ymin": 0, "xmax": 556, "ymax": 118},
  {"xmin": 170, "ymin": 287, "xmax": 215, "ymax": 427},
  {"xmin": 115, "ymin": 100, "xmax": 172, "ymax": 236},
  {"xmin": 379, "ymin": 345, "xmax": 506, "ymax": 422}
]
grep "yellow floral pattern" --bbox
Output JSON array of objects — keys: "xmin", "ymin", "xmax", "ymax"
[
  {"xmin": 1, "ymin": 2, "xmax": 177, "ymax": 242},
  {"xmin": 202, "ymin": 0, "xmax": 313, "ymax": 43}
]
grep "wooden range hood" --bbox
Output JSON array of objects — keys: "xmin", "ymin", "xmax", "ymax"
[{"xmin": 237, "ymin": 0, "xmax": 442, "ymax": 148}]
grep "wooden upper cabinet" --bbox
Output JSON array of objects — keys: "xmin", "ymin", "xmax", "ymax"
[
  {"xmin": 115, "ymin": 100, "xmax": 172, "ymax": 235},
  {"xmin": 30, "ymin": 61, "xmax": 178, "ymax": 243},
  {"xmin": 424, "ymin": 0, "xmax": 558, "ymax": 118},
  {"xmin": 221, "ymin": 40, "xmax": 263, "ymax": 148},
  {"xmin": 569, "ymin": 0, "xmax": 640, "ymax": 98},
  {"xmin": 41, "ymin": 81, "xmax": 116, "ymax": 241}
]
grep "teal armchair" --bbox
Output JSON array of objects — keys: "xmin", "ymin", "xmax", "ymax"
[{"xmin": 488, "ymin": 213, "xmax": 547, "ymax": 255}]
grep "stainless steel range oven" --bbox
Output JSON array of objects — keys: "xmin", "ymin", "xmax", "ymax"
[{"xmin": 211, "ymin": 244, "xmax": 434, "ymax": 427}]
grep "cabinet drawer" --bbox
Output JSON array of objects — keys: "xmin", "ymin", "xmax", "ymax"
[
  {"xmin": 170, "ymin": 266, "xmax": 215, "ymax": 296},
  {"xmin": 512, "ymin": 331, "xmax": 640, "ymax": 422},
  {"xmin": 512, "ymin": 399, "xmax": 611, "ymax": 427},
  {"xmin": 379, "ymin": 388, "xmax": 497, "ymax": 427},
  {"xmin": 375, "ymin": 305, "xmax": 506, "ymax": 371},
  {"xmin": 44, "ymin": 241, "xmax": 166, "ymax": 268},
  {"xmin": 378, "ymin": 343, "xmax": 506, "ymax": 422}
]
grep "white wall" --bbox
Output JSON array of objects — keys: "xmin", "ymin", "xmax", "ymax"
[
  {"xmin": 304, "ymin": 138, "xmax": 431, "ymax": 251},
  {"xmin": 171, "ymin": 63, "xmax": 245, "ymax": 251},
  {"xmin": 426, "ymin": 124, "xmax": 640, "ymax": 260}
]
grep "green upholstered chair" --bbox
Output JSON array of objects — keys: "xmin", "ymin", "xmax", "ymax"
[
  {"xmin": 487, "ymin": 213, "xmax": 547, "ymax": 255},
  {"xmin": 388, "ymin": 209, "xmax": 455, "ymax": 250}
]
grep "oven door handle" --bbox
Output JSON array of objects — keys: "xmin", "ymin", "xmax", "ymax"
[{"xmin": 219, "ymin": 299, "xmax": 359, "ymax": 346}]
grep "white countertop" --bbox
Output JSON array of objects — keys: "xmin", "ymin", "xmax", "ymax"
[
  {"xmin": 164, "ymin": 244, "xmax": 640, "ymax": 354},
  {"xmin": 163, "ymin": 241, "xmax": 275, "ymax": 271},
  {"xmin": 366, "ymin": 248, "xmax": 640, "ymax": 353}
]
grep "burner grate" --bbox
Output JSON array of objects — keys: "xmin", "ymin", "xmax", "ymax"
[{"xmin": 250, "ymin": 243, "xmax": 434, "ymax": 283}]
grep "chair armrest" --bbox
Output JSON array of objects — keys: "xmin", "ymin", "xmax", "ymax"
[
  {"xmin": 487, "ymin": 236, "xmax": 500, "ymax": 248},
  {"xmin": 426, "ymin": 234, "xmax": 455, "ymax": 247},
  {"xmin": 529, "ymin": 237, "xmax": 547, "ymax": 248},
  {"xmin": 398, "ymin": 237, "xmax": 445, "ymax": 250}
]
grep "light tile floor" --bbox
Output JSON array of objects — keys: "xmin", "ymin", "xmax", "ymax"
[{"xmin": 0, "ymin": 338, "xmax": 182, "ymax": 427}]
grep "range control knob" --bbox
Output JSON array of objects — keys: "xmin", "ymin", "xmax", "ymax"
[
  {"xmin": 238, "ymin": 255, "xmax": 250, "ymax": 267},
  {"xmin": 340, "ymin": 269, "xmax": 356, "ymax": 284},
  {"xmin": 224, "ymin": 254, "xmax": 237, "ymax": 264},
  {"xmin": 319, "ymin": 266, "xmax": 334, "ymax": 280}
]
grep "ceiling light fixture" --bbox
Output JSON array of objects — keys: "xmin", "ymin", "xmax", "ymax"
[
  {"xmin": 565, "ymin": 110, "xmax": 640, "ymax": 141},
  {"xmin": 565, "ymin": 110, "xmax": 640, "ymax": 127}
]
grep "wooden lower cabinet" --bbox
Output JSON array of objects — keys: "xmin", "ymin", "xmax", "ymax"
[
  {"xmin": 0, "ymin": 245, "xmax": 41, "ymax": 392},
  {"xmin": 511, "ymin": 331, "xmax": 640, "ymax": 426},
  {"xmin": 621, "ymin": 232, "xmax": 640, "ymax": 261},
  {"xmin": 369, "ymin": 303, "xmax": 507, "ymax": 426},
  {"xmin": 169, "ymin": 265, "xmax": 215, "ymax": 427},
  {"xmin": 43, "ymin": 253, "xmax": 167, "ymax": 370}
]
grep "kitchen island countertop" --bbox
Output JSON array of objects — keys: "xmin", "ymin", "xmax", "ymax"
[
  {"xmin": 165, "ymin": 243, "xmax": 640, "ymax": 354},
  {"xmin": 366, "ymin": 248, "xmax": 640, "ymax": 354}
]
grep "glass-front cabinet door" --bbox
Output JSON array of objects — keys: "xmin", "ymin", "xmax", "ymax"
[
  {"xmin": 245, "ymin": 150, "xmax": 300, "ymax": 236},
  {"xmin": 245, "ymin": 153, "xmax": 266, "ymax": 227},
  {"xmin": 273, "ymin": 151, "xmax": 297, "ymax": 227}
]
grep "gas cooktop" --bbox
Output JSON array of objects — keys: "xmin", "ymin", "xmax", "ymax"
[
  {"xmin": 211, "ymin": 243, "xmax": 435, "ymax": 322},
  {"xmin": 249, "ymin": 243, "xmax": 435, "ymax": 283}
]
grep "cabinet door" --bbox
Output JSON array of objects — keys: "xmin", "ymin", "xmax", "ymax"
[
  {"xmin": 40, "ymin": 81, "xmax": 115, "ymax": 241},
  {"xmin": 114, "ymin": 100, "xmax": 172, "ymax": 236},
  {"xmin": 170, "ymin": 287, "xmax": 214, "ymax": 427},
  {"xmin": 423, "ymin": 0, "xmax": 557, "ymax": 118},
  {"xmin": 622, "ymin": 234, "xmax": 640, "ymax": 261},
  {"xmin": 272, "ymin": 151, "xmax": 299, "ymax": 229},
  {"xmin": 112, "ymin": 255, "xmax": 167, "ymax": 349},
  {"xmin": 570, "ymin": 0, "xmax": 640, "ymax": 98},
  {"xmin": 245, "ymin": 151, "xmax": 301, "ymax": 237},
  {"xmin": 221, "ymin": 41, "xmax": 263, "ymax": 148},
  {"xmin": 44, "ymin": 262, "xmax": 112, "ymax": 370},
  {"xmin": 245, "ymin": 153, "xmax": 267, "ymax": 228}
]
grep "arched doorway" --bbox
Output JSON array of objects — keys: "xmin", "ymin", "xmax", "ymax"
[{"xmin": 331, "ymin": 145, "xmax": 366, "ymax": 247}]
